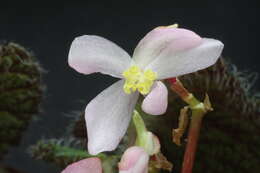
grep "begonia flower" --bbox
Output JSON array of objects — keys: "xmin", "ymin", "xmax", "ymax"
[
  {"xmin": 61, "ymin": 157, "xmax": 102, "ymax": 173},
  {"xmin": 68, "ymin": 25, "xmax": 224, "ymax": 155},
  {"xmin": 118, "ymin": 146, "xmax": 149, "ymax": 173}
]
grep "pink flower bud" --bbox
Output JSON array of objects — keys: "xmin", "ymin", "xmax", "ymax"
[
  {"xmin": 61, "ymin": 157, "xmax": 102, "ymax": 173},
  {"xmin": 118, "ymin": 146, "xmax": 149, "ymax": 173}
]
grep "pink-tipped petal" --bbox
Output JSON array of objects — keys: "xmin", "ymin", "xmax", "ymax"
[
  {"xmin": 86, "ymin": 80, "xmax": 139, "ymax": 155},
  {"xmin": 119, "ymin": 146, "xmax": 149, "ymax": 173},
  {"xmin": 68, "ymin": 35, "xmax": 131, "ymax": 78},
  {"xmin": 133, "ymin": 27, "xmax": 202, "ymax": 69},
  {"xmin": 61, "ymin": 158, "xmax": 102, "ymax": 173},
  {"xmin": 147, "ymin": 38, "xmax": 224, "ymax": 79},
  {"xmin": 141, "ymin": 81, "xmax": 168, "ymax": 115}
]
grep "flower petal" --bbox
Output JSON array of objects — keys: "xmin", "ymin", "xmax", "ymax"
[
  {"xmin": 146, "ymin": 38, "xmax": 224, "ymax": 79},
  {"xmin": 69, "ymin": 35, "xmax": 131, "ymax": 78},
  {"xmin": 133, "ymin": 27, "xmax": 202, "ymax": 69},
  {"xmin": 61, "ymin": 158, "xmax": 102, "ymax": 173},
  {"xmin": 118, "ymin": 146, "xmax": 149, "ymax": 173},
  {"xmin": 85, "ymin": 80, "xmax": 139, "ymax": 155},
  {"xmin": 141, "ymin": 81, "xmax": 168, "ymax": 115}
]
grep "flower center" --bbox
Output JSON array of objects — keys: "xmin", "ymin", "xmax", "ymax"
[{"xmin": 122, "ymin": 65, "xmax": 157, "ymax": 95}]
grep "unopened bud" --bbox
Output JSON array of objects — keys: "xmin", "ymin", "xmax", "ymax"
[
  {"xmin": 61, "ymin": 157, "xmax": 102, "ymax": 173},
  {"xmin": 118, "ymin": 146, "xmax": 149, "ymax": 173}
]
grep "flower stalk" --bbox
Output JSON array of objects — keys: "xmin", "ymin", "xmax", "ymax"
[
  {"xmin": 168, "ymin": 78, "xmax": 213, "ymax": 173},
  {"xmin": 133, "ymin": 110, "xmax": 160, "ymax": 155}
]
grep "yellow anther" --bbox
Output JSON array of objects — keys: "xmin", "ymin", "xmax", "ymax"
[
  {"xmin": 123, "ymin": 84, "xmax": 131, "ymax": 94},
  {"xmin": 156, "ymin": 23, "xmax": 179, "ymax": 29},
  {"xmin": 122, "ymin": 66, "xmax": 157, "ymax": 95},
  {"xmin": 129, "ymin": 65, "xmax": 140, "ymax": 73},
  {"xmin": 167, "ymin": 23, "xmax": 179, "ymax": 28},
  {"xmin": 144, "ymin": 69, "xmax": 157, "ymax": 80}
]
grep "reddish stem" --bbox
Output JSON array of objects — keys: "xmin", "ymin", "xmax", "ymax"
[
  {"xmin": 167, "ymin": 78, "xmax": 190, "ymax": 101},
  {"xmin": 181, "ymin": 113, "xmax": 203, "ymax": 173},
  {"xmin": 168, "ymin": 77, "xmax": 207, "ymax": 173}
]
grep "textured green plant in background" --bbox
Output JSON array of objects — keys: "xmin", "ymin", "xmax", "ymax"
[
  {"xmin": 30, "ymin": 57, "xmax": 260, "ymax": 173},
  {"xmin": 30, "ymin": 138, "xmax": 91, "ymax": 166},
  {"xmin": 0, "ymin": 42, "xmax": 44, "ymax": 161}
]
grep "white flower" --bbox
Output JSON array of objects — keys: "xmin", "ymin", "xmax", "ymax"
[{"xmin": 68, "ymin": 25, "xmax": 224, "ymax": 155}]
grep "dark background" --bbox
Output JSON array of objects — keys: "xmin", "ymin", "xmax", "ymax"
[{"xmin": 0, "ymin": 0, "xmax": 259, "ymax": 172}]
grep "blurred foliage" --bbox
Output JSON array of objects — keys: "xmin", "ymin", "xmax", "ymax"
[
  {"xmin": 30, "ymin": 57, "xmax": 260, "ymax": 173},
  {"xmin": 30, "ymin": 138, "xmax": 91, "ymax": 167},
  {"xmin": 30, "ymin": 138, "xmax": 120, "ymax": 173},
  {"xmin": 0, "ymin": 42, "xmax": 44, "ymax": 172}
]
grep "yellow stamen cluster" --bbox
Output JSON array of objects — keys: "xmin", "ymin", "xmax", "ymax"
[{"xmin": 122, "ymin": 65, "xmax": 157, "ymax": 95}]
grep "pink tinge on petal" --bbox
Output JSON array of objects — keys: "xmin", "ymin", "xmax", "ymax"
[
  {"xmin": 141, "ymin": 81, "xmax": 168, "ymax": 115},
  {"xmin": 147, "ymin": 38, "xmax": 224, "ymax": 80},
  {"xmin": 61, "ymin": 158, "xmax": 102, "ymax": 173},
  {"xmin": 68, "ymin": 35, "xmax": 131, "ymax": 78},
  {"xmin": 68, "ymin": 59, "xmax": 98, "ymax": 74},
  {"xmin": 153, "ymin": 27, "xmax": 203, "ymax": 52},
  {"xmin": 133, "ymin": 27, "xmax": 203, "ymax": 68},
  {"xmin": 118, "ymin": 146, "xmax": 149, "ymax": 173}
]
